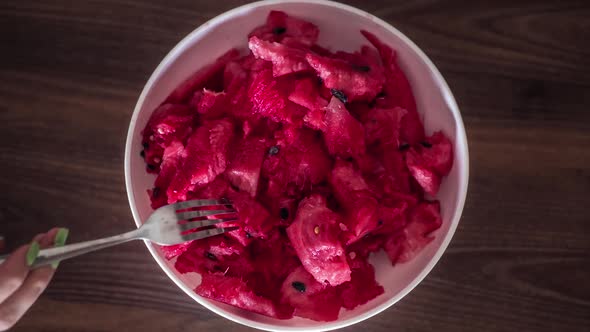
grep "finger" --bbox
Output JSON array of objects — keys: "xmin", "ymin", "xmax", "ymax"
[
  {"xmin": 0, "ymin": 232, "xmax": 56, "ymax": 331},
  {"xmin": 0, "ymin": 233, "xmax": 44, "ymax": 304},
  {"xmin": 39, "ymin": 228, "xmax": 61, "ymax": 247}
]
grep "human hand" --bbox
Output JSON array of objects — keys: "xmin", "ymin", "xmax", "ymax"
[{"xmin": 0, "ymin": 228, "xmax": 69, "ymax": 331}]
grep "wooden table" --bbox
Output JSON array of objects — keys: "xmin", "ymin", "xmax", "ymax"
[{"xmin": 1, "ymin": 1, "xmax": 588, "ymax": 331}]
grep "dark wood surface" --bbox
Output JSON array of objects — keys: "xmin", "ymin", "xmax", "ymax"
[{"xmin": 1, "ymin": 0, "xmax": 589, "ymax": 331}]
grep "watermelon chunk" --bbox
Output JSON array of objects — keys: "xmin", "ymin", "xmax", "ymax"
[
  {"xmin": 329, "ymin": 160, "xmax": 380, "ymax": 242},
  {"xmin": 364, "ymin": 107, "xmax": 407, "ymax": 148},
  {"xmin": 227, "ymin": 189, "xmax": 274, "ymax": 240},
  {"xmin": 361, "ymin": 30, "xmax": 424, "ymax": 144},
  {"xmin": 248, "ymin": 69, "xmax": 305, "ymax": 124},
  {"xmin": 175, "ymin": 236, "xmax": 253, "ymax": 276},
  {"xmin": 388, "ymin": 201, "xmax": 442, "ymax": 264},
  {"xmin": 410, "ymin": 131, "xmax": 454, "ymax": 176},
  {"xmin": 280, "ymin": 266, "xmax": 343, "ymax": 322},
  {"xmin": 190, "ymin": 88, "xmax": 228, "ymax": 119},
  {"xmin": 187, "ymin": 176, "xmax": 230, "ymax": 200},
  {"xmin": 249, "ymin": 10, "xmax": 319, "ymax": 46},
  {"xmin": 288, "ymin": 77, "xmax": 329, "ymax": 130},
  {"xmin": 339, "ymin": 259, "xmax": 384, "ymax": 310},
  {"xmin": 166, "ymin": 119, "xmax": 234, "ymax": 203},
  {"xmin": 287, "ymin": 194, "xmax": 351, "ymax": 286},
  {"xmin": 405, "ymin": 154, "xmax": 441, "ymax": 195},
  {"xmin": 150, "ymin": 140, "xmax": 185, "ymax": 209},
  {"xmin": 361, "ymin": 148, "xmax": 412, "ymax": 198},
  {"xmin": 196, "ymin": 273, "xmax": 286, "ymax": 318},
  {"xmin": 262, "ymin": 127, "xmax": 332, "ymax": 198},
  {"xmin": 247, "ymin": 230, "xmax": 300, "ymax": 310},
  {"xmin": 249, "ymin": 36, "xmax": 312, "ymax": 76},
  {"xmin": 165, "ymin": 48, "xmax": 241, "ymax": 104},
  {"xmin": 226, "ymin": 137, "xmax": 268, "ymax": 197},
  {"xmin": 405, "ymin": 131, "xmax": 453, "ymax": 195},
  {"xmin": 142, "ymin": 103, "xmax": 194, "ymax": 170},
  {"xmin": 322, "ymin": 97, "xmax": 366, "ymax": 158},
  {"xmin": 329, "ymin": 159, "xmax": 369, "ymax": 205},
  {"xmin": 305, "ymin": 51, "xmax": 385, "ymax": 102}
]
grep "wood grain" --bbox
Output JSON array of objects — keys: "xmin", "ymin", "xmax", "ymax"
[{"xmin": 0, "ymin": 0, "xmax": 588, "ymax": 331}]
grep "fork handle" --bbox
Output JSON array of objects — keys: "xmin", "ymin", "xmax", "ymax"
[{"xmin": 0, "ymin": 228, "xmax": 144, "ymax": 268}]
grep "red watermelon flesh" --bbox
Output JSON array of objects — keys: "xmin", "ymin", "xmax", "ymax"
[
  {"xmin": 323, "ymin": 97, "xmax": 366, "ymax": 158},
  {"xmin": 329, "ymin": 160, "xmax": 380, "ymax": 242},
  {"xmin": 305, "ymin": 51, "xmax": 385, "ymax": 102},
  {"xmin": 288, "ymin": 77, "xmax": 329, "ymax": 130},
  {"xmin": 281, "ymin": 266, "xmax": 343, "ymax": 322},
  {"xmin": 141, "ymin": 103, "xmax": 193, "ymax": 169},
  {"xmin": 249, "ymin": 10, "xmax": 319, "ymax": 46},
  {"xmin": 248, "ymin": 69, "xmax": 305, "ymax": 124},
  {"xmin": 196, "ymin": 273, "xmax": 286, "ymax": 319},
  {"xmin": 262, "ymin": 127, "xmax": 332, "ymax": 197},
  {"xmin": 175, "ymin": 236, "xmax": 253, "ymax": 276},
  {"xmin": 249, "ymin": 36, "xmax": 312, "ymax": 77},
  {"xmin": 363, "ymin": 148, "xmax": 412, "ymax": 196},
  {"xmin": 364, "ymin": 107, "xmax": 407, "ymax": 148},
  {"xmin": 226, "ymin": 137, "xmax": 267, "ymax": 197},
  {"xmin": 339, "ymin": 258, "xmax": 384, "ymax": 310},
  {"xmin": 190, "ymin": 88, "xmax": 228, "ymax": 119},
  {"xmin": 150, "ymin": 140, "xmax": 185, "ymax": 209},
  {"xmin": 247, "ymin": 230, "xmax": 300, "ymax": 309},
  {"xmin": 287, "ymin": 194, "xmax": 351, "ymax": 286},
  {"xmin": 226, "ymin": 189, "xmax": 274, "ymax": 239},
  {"xmin": 141, "ymin": 11, "xmax": 455, "ymax": 322},
  {"xmin": 166, "ymin": 119, "xmax": 234, "ymax": 203},
  {"xmin": 410, "ymin": 131, "xmax": 454, "ymax": 176},
  {"xmin": 165, "ymin": 48, "xmax": 240, "ymax": 104},
  {"xmin": 391, "ymin": 201, "xmax": 442, "ymax": 264},
  {"xmin": 361, "ymin": 30, "xmax": 424, "ymax": 144},
  {"xmin": 186, "ymin": 176, "xmax": 230, "ymax": 201},
  {"xmin": 405, "ymin": 153, "xmax": 441, "ymax": 196}
]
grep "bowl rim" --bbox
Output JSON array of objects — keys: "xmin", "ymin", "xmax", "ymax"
[{"xmin": 124, "ymin": 0, "xmax": 469, "ymax": 330}]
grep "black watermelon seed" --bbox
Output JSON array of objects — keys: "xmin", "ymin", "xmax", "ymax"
[
  {"xmin": 280, "ymin": 207, "xmax": 289, "ymax": 220},
  {"xmin": 317, "ymin": 77, "xmax": 324, "ymax": 85},
  {"xmin": 420, "ymin": 141, "xmax": 433, "ymax": 148},
  {"xmin": 206, "ymin": 252, "xmax": 217, "ymax": 261},
  {"xmin": 273, "ymin": 27, "xmax": 287, "ymax": 35},
  {"xmin": 292, "ymin": 281, "xmax": 306, "ymax": 293},
  {"xmin": 376, "ymin": 91, "xmax": 386, "ymax": 98},
  {"xmin": 245, "ymin": 232, "xmax": 252, "ymax": 239},
  {"xmin": 140, "ymin": 150, "xmax": 145, "ymax": 158},
  {"xmin": 152, "ymin": 187, "xmax": 160, "ymax": 198},
  {"xmin": 353, "ymin": 65, "xmax": 371, "ymax": 72},
  {"xmin": 142, "ymin": 142, "xmax": 149, "ymax": 149},
  {"xmin": 378, "ymin": 219, "xmax": 384, "ymax": 226},
  {"xmin": 331, "ymin": 89, "xmax": 348, "ymax": 103},
  {"xmin": 268, "ymin": 146, "xmax": 280, "ymax": 156},
  {"xmin": 399, "ymin": 143, "xmax": 410, "ymax": 151},
  {"xmin": 147, "ymin": 164, "xmax": 156, "ymax": 170}
]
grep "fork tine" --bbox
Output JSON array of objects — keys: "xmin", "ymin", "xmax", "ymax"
[
  {"xmin": 176, "ymin": 209, "xmax": 236, "ymax": 221},
  {"xmin": 171, "ymin": 199, "xmax": 231, "ymax": 211},
  {"xmin": 179, "ymin": 217, "xmax": 238, "ymax": 232},
  {"xmin": 181, "ymin": 227, "xmax": 238, "ymax": 242}
]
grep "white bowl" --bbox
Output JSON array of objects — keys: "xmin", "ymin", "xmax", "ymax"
[{"xmin": 124, "ymin": 0, "xmax": 469, "ymax": 330}]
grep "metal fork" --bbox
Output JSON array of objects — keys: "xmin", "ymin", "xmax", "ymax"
[{"xmin": 0, "ymin": 199, "xmax": 238, "ymax": 268}]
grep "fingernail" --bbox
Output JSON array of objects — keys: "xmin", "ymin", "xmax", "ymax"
[
  {"xmin": 26, "ymin": 241, "xmax": 40, "ymax": 266},
  {"xmin": 51, "ymin": 228, "xmax": 69, "ymax": 269}
]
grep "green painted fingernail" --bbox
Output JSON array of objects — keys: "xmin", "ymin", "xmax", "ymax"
[
  {"xmin": 51, "ymin": 228, "xmax": 69, "ymax": 268},
  {"xmin": 26, "ymin": 241, "xmax": 40, "ymax": 266}
]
